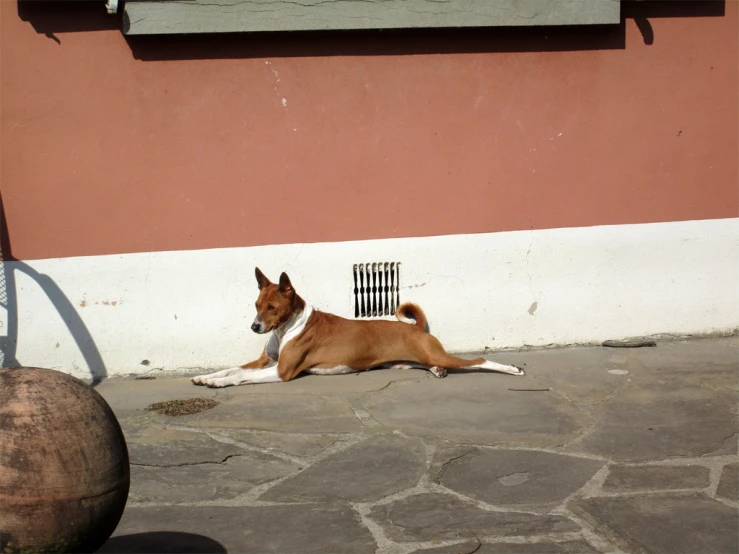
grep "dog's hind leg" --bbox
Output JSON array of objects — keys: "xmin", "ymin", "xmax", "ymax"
[
  {"xmin": 414, "ymin": 334, "xmax": 524, "ymax": 376},
  {"xmin": 429, "ymin": 355, "xmax": 523, "ymax": 376},
  {"xmin": 469, "ymin": 359, "xmax": 524, "ymax": 375},
  {"xmin": 429, "ymin": 366, "xmax": 448, "ymax": 379}
]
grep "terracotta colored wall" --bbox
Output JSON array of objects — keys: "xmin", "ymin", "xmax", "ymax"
[{"xmin": 2, "ymin": 2, "xmax": 737, "ymax": 261}]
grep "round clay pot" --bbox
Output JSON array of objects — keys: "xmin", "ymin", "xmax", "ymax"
[{"xmin": 0, "ymin": 367, "xmax": 130, "ymax": 553}]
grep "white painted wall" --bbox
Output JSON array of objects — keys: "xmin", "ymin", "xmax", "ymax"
[{"xmin": 2, "ymin": 218, "xmax": 737, "ymax": 381}]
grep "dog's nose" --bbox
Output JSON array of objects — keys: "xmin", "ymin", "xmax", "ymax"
[{"xmin": 251, "ymin": 322, "xmax": 261, "ymax": 333}]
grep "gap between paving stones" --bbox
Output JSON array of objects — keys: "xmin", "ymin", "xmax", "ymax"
[{"xmin": 346, "ymin": 440, "xmax": 614, "ymax": 553}]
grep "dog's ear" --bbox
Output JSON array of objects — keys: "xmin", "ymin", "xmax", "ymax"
[
  {"xmin": 255, "ymin": 267, "xmax": 271, "ymax": 290},
  {"xmin": 278, "ymin": 272, "xmax": 294, "ymax": 296}
]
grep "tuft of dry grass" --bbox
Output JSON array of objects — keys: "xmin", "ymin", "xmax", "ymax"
[{"xmin": 145, "ymin": 398, "xmax": 218, "ymax": 416}]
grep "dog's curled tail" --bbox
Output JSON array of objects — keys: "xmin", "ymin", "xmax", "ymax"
[{"xmin": 395, "ymin": 303, "xmax": 429, "ymax": 332}]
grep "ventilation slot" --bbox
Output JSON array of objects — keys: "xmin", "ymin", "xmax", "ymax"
[{"xmin": 353, "ymin": 262, "xmax": 401, "ymax": 318}]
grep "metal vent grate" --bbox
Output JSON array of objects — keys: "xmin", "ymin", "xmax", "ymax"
[{"xmin": 353, "ymin": 262, "xmax": 400, "ymax": 318}]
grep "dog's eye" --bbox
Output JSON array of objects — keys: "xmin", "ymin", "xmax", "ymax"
[{"xmin": 267, "ymin": 305, "xmax": 275, "ymax": 311}]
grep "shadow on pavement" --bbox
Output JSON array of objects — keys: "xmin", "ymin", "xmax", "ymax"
[{"xmin": 97, "ymin": 532, "xmax": 227, "ymax": 554}]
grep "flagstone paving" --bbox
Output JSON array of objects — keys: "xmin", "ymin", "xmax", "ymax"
[{"xmin": 95, "ymin": 337, "xmax": 738, "ymax": 554}]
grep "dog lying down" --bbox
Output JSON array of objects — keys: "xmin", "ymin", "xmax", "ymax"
[{"xmin": 192, "ymin": 268, "xmax": 524, "ymax": 388}]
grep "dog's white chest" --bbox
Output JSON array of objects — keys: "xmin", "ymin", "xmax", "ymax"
[{"xmin": 267, "ymin": 304, "xmax": 314, "ymax": 360}]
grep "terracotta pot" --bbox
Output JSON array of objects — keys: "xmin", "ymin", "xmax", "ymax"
[{"xmin": 0, "ymin": 367, "xmax": 130, "ymax": 553}]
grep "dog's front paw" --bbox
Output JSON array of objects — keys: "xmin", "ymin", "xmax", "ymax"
[
  {"xmin": 204, "ymin": 377, "xmax": 240, "ymax": 388},
  {"xmin": 511, "ymin": 365, "xmax": 525, "ymax": 376},
  {"xmin": 192, "ymin": 375, "xmax": 206, "ymax": 385}
]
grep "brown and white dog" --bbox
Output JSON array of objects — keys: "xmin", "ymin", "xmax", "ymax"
[{"xmin": 192, "ymin": 268, "xmax": 524, "ymax": 388}]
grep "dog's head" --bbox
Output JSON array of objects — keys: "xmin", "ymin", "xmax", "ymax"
[{"xmin": 251, "ymin": 268, "xmax": 301, "ymax": 334}]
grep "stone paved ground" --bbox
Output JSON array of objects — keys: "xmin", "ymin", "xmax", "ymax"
[{"xmin": 95, "ymin": 337, "xmax": 738, "ymax": 554}]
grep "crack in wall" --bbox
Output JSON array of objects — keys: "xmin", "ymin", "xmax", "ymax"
[{"xmin": 524, "ymin": 229, "xmax": 536, "ymax": 308}]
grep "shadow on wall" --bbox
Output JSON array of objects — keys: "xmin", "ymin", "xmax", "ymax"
[
  {"xmin": 16, "ymin": 1, "xmax": 726, "ymax": 60},
  {"xmin": 0, "ymin": 192, "xmax": 108, "ymax": 385}
]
